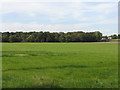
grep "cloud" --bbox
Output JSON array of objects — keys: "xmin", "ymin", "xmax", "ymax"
[
  {"xmin": 0, "ymin": 2, "xmax": 118, "ymax": 35},
  {"xmin": 0, "ymin": 0, "xmax": 119, "ymax": 2},
  {"xmin": 1, "ymin": 2, "xmax": 117, "ymax": 23},
  {"xmin": 0, "ymin": 20, "xmax": 117, "ymax": 35}
]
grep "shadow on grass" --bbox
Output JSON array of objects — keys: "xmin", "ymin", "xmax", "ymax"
[
  {"xmin": 29, "ymin": 84, "xmax": 63, "ymax": 88},
  {"xmin": 2, "ymin": 51, "xmax": 75, "ymax": 57},
  {"xmin": 3, "ymin": 65, "xmax": 89, "ymax": 72}
]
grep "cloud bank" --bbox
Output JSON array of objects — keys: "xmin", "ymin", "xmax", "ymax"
[{"xmin": 0, "ymin": 1, "xmax": 118, "ymax": 35}]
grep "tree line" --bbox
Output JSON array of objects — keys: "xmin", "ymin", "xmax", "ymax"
[
  {"xmin": 101, "ymin": 34, "xmax": 120, "ymax": 41},
  {"xmin": 109, "ymin": 34, "xmax": 120, "ymax": 39},
  {"xmin": 1, "ymin": 31, "xmax": 103, "ymax": 42}
]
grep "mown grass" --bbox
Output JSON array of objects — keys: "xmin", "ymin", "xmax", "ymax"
[
  {"xmin": 109, "ymin": 39, "xmax": 120, "ymax": 42},
  {"xmin": 2, "ymin": 43, "xmax": 118, "ymax": 88}
]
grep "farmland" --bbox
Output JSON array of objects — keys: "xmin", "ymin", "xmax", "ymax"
[
  {"xmin": 109, "ymin": 39, "xmax": 120, "ymax": 42},
  {"xmin": 2, "ymin": 43, "xmax": 118, "ymax": 88}
]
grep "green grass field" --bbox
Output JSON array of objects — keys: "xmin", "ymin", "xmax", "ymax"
[
  {"xmin": 109, "ymin": 39, "xmax": 120, "ymax": 42},
  {"xmin": 2, "ymin": 43, "xmax": 118, "ymax": 88}
]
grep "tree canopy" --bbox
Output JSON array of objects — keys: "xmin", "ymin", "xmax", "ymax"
[{"xmin": 1, "ymin": 31, "xmax": 103, "ymax": 42}]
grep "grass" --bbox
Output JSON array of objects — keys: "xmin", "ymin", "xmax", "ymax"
[
  {"xmin": 2, "ymin": 43, "xmax": 118, "ymax": 88},
  {"xmin": 109, "ymin": 39, "xmax": 120, "ymax": 42}
]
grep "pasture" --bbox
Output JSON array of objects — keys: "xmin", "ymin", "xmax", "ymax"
[
  {"xmin": 2, "ymin": 43, "xmax": 118, "ymax": 88},
  {"xmin": 109, "ymin": 39, "xmax": 120, "ymax": 42}
]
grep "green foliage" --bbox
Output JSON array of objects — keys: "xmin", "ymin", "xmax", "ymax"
[
  {"xmin": 1, "ymin": 31, "xmax": 102, "ymax": 42},
  {"xmin": 26, "ymin": 35, "xmax": 36, "ymax": 42},
  {"xmin": 2, "ymin": 43, "xmax": 118, "ymax": 88},
  {"xmin": 101, "ymin": 36, "xmax": 109, "ymax": 42},
  {"xmin": 118, "ymin": 34, "xmax": 120, "ymax": 39},
  {"xmin": 109, "ymin": 34, "xmax": 118, "ymax": 39}
]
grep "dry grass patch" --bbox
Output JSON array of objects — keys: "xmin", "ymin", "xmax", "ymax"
[{"xmin": 14, "ymin": 54, "xmax": 29, "ymax": 56}]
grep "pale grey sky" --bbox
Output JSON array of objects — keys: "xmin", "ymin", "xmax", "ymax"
[{"xmin": 0, "ymin": 0, "xmax": 118, "ymax": 35}]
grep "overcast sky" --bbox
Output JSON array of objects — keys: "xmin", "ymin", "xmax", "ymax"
[{"xmin": 0, "ymin": 0, "xmax": 119, "ymax": 35}]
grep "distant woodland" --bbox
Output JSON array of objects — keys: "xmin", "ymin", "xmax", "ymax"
[{"xmin": 0, "ymin": 31, "xmax": 119, "ymax": 42}]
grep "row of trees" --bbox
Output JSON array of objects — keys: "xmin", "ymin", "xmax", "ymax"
[
  {"xmin": 1, "ymin": 31, "xmax": 102, "ymax": 42},
  {"xmin": 102, "ymin": 34, "xmax": 120, "ymax": 41},
  {"xmin": 109, "ymin": 34, "xmax": 120, "ymax": 39}
]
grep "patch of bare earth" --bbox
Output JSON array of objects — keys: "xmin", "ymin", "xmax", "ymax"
[{"xmin": 14, "ymin": 54, "xmax": 29, "ymax": 56}]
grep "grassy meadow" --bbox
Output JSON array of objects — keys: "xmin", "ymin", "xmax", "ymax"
[
  {"xmin": 109, "ymin": 39, "xmax": 120, "ymax": 42},
  {"xmin": 2, "ymin": 43, "xmax": 118, "ymax": 88}
]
